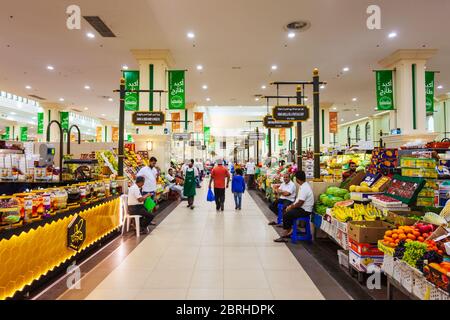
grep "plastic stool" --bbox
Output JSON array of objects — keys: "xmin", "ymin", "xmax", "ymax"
[
  {"xmin": 277, "ymin": 202, "xmax": 285, "ymax": 225},
  {"xmin": 291, "ymin": 216, "xmax": 312, "ymax": 243}
]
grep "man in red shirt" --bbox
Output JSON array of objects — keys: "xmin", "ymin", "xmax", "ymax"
[{"xmin": 208, "ymin": 159, "xmax": 230, "ymax": 212}]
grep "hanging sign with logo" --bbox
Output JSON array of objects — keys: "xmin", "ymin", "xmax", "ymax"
[
  {"xmin": 173, "ymin": 133, "xmax": 191, "ymax": 141},
  {"xmin": 132, "ymin": 111, "xmax": 165, "ymax": 126},
  {"xmin": 194, "ymin": 112, "xmax": 204, "ymax": 133},
  {"xmin": 425, "ymin": 71, "xmax": 435, "ymax": 113},
  {"xmin": 20, "ymin": 127, "xmax": 28, "ymax": 142},
  {"xmin": 168, "ymin": 70, "xmax": 185, "ymax": 110},
  {"xmin": 60, "ymin": 111, "xmax": 69, "ymax": 131},
  {"xmin": 263, "ymin": 115, "xmax": 293, "ymax": 128},
  {"xmin": 273, "ymin": 105, "xmax": 309, "ymax": 122},
  {"xmin": 171, "ymin": 112, "xmax": 181, "ymax": 133},
  {"xmin": 1, "ymin": 127, "xmax": 10, "ymax": 140},
  {"xmin": 329, "ymin": 111, "xmax": 338, "ymax": 133},
  {"xmin": 203, "ymin": 126, "xmax": 211, "ymax": 145},
  {"xmin": 67, "ymin": 214, "xmax": 86, "ymax": 251},
  {"xmin": 112, "ymin": 127, "xmax": 119, "ymax": 142},
  {"xmin": 37, "ymin": 112, "xmax": 44, "ymax": 134},
  {"xmin": 375, "ymin": 70, "xmax": 394, "ymax": 110},
  {"xmin": 123, "ymin": 70, "xmax": 140, "ymax": 111}
]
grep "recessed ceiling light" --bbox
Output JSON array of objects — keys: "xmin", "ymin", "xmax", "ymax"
[
  {"xmin": 342, "ymin": 67, "xmax": 350, "ymax": 72},
  {"xmin": 255, "ymin": 97, "xmax": 260, "ymax": 101},
  {"xmin": 437, "ymin": 85, "xmax": 443, "ymax": 89},
  {"xmin": 86, "ymin": 32, "xmax": 95, "ymax": 39},
  {"xmin": 84, "ymin": 85, "xmax": 91, "ymax": 90},
  {"xmin": 304, "ymin": 98, "xmax": 309, "ymax": 102},
  {"xmin": 261, "ymin": 85, "xmax": 266, "ymax": 89},
  {"xmin": 206, "ymin": 98, "xmax": 211, "ymax": 102},
  {"xmin": 122, "ymin": 65, "xmax": 129, "ymax": 70},
  {"xmin": 352, "ymin": 97, "xmax": 358, "ymax": 102},
  {"xmin": 320, "ymin": 84, "xmax": 326, "ymax": 89},
  {"xmin": 10, "ymin": 112, "xmax": 16, "ymax": 115},
  {"xmin": 356, "ymin": 114, "xmax": 360, "ymax": 117},
  {"xmin": 84, "ymin": 107, "xmax": 89, "ymax": 110},
  {"xmin": 288, "ymin": 32, "xmax": 296, "ymax": 38},
  {"xmin": 196, "ymin": 65, "xmax": 203, "ymax": 71},
  {"xmin": 271, "ymin": 65, "xmax": 278, "ymax": 70},
  {"xmin": 47, "ymin": 65, "xmax": 54, "ymax": 70},
  {"xmin": 187, "ymin": 32, "xmax": 195, "ymax": 39},
  {"xmin": 332, "ymin": 107, "xmax": 337, "ymax": 110},
  {"xmin": 59, "ymin": 98, "xmax": 64, "ymax": 102},
  {"xmin": 108, "ymin": 98, "xmax": 113, "ymax": 102},
  {"xmin": 388, "ymin": 32, "xmax": 397, "ymax": 38},
  {"xmin": 25, "ymin": 85, "xmax": 32, "ymax": 90},
  {"xmin": 202, "ymin": 85, "xmax": 208, "ymax": 90}
]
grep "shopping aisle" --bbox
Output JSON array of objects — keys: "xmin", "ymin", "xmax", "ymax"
[{"xmin": 83, "ymin": 184, "xmax": 324, "ymax": 300}]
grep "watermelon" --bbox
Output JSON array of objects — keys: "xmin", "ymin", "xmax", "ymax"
[{"xmin": 334, "ymin": 200, "xmax": 354, "ymax": 207}]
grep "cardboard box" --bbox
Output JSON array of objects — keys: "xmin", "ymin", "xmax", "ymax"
[
  {"xmin": 347, "ymin": 220, "xmax": 395, "ymax": 244},
  {"xmin": 349, "ymin": 250, "xmax": 385, "ymax": 272},
  {"xmin": 348, "ymin": 237, "xmax": 384, "ymax": 256},
  {"xmin": 385, "ymin": 211, "xmax": 424, "ymax": 226},
  {"xmin": 341, "ymin": 171, "xmax": 366, "ymax": 190}
]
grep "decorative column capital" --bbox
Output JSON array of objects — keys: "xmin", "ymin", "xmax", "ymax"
[
  {"xmin": 130, "ymin": 49, "xmax": 175, "ymax": 68},
  {"xmin": 378, "ymin": 49, "xmax": 438, "ymax": 68}
]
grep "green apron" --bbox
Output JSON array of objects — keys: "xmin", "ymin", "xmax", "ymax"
[{"xmin": 183, "ymin": 168, "xmax": 196, "ymax": 197}]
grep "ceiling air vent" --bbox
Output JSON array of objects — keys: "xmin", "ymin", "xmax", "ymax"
[
  {"xmin": 285, "ymin": 20, "xmax": 311, "ymax": 32},
  {"xmin": 28, "ymin": 94, "xmax": 46, "ymax": 100},
  {"xmin": 83, "ymin": 16, "xmax": 116, "ymax": 37}
]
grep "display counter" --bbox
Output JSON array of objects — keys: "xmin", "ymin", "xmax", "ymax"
[{"xmin": 0, "ymin": 195, "xmax": 121, "ymax": 300}]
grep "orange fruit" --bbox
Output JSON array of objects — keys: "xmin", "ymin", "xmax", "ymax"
[
  {"xmin": 417, "ymin": 236, "xmax": 424, "ymax": 242},
  {"xmin": 413, "ymin": 231, "xmax": 421, "ymax": 237},
  {"xmin": 398, "ymin": 234, "xmax": 407, "ymax": 240},
  {"xmin": 395, "ymin": 239, "xmax": 400, "ymax": 244},
  {"xmin": 391, "ymin": 234, "xmax": 399, "ymax": 240},
  {"xmin": 384, "ymin": 237, "xmax": 393, "ymax": 243},
  {"xmin": 407, "ymin": 234, "xmax": 416, "ymax": 240},
  {"xmin": 385, "ymin": 230, "xmax": 393, "ymax": 237},
  {"xmin": 405, "ymin": 239, "xmax": 413, "ymax": 243}
]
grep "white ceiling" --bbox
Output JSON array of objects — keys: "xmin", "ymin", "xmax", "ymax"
[{"xmin": 1, "ymin": 0, "xmax": 450, "ymax": 131}]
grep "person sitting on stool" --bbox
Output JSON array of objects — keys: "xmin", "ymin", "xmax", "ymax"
[
  {"xmin": 128, "ymin": 176, "xmax": 156, "ymax": 234},
  {"xmin": 274, "ymin": 170, "xmax": 314, "ymax": 243},
  {"xmin": 268, "ymin": 173, "xmax": 297, "ymax": 226}
]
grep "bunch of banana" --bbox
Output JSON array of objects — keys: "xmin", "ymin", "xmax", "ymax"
[{"xmin": 332, "ymin": 206, "xmax": 353, "ymax": 222}]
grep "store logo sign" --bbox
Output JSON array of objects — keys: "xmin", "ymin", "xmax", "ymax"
[
  {"xmin": 66, "ymin": 5, "xmax": 81, "ymax": 30},
  {"xmin": 67, "ymin": 214, "xmax": 86, "ymax": 251},
  {"xmin": 366, "ymin": 5, "xmax": 381, "ymax": 30}
]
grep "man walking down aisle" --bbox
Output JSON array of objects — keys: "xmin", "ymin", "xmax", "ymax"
[
  {"xmin": 136, "ymin": 157, "xmax": 159, "ymax": 197},
  {"xmin": 245, "ymin": 159, "xmax": 256, "ymax": 190},
  {"xmin": 208, "ymin": 159, "xmax": 230, "ymax": 212},
  {"xmin": 183, "ymin": 159, "xmax": 198, "ymax": 209}
]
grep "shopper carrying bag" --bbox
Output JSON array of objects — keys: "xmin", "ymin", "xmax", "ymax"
[{"xmin": 207, "ymin": 188, "xmax": 215, "ymax": 202}]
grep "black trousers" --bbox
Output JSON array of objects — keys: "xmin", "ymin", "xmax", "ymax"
[
  {"xmin": 282, "ymin": 207, "xmax": 311, "ymax": 230},
  {"xmin": 269, "ymin": 199, "xmax": 293, "ymax": 216},
  {"xmin": 128, "ymin": 205, "xmax": 154, "ymax": 228},
  {"xmin": 187, "ymin": 196, "xmax": 195, "ymax": 207},
  {"xmin": 247, "ymin": 174, "xmax": 255, "ymax": 189},
  {"xmin": 214, "ymin": 188, "xmax": 226, "ymax": 210}
]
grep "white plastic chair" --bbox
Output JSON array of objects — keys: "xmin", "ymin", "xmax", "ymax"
[{"xmin": 121, "ymin": 194, "xmax": 141, "ymax": 237}]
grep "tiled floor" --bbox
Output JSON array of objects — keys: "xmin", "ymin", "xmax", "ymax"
[{"xmin": 81, "ymin": 185, "xmax": 325, "ymax": 300}]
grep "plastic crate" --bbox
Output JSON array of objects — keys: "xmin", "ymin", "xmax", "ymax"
[
  {"xmin": 382, "ymin": 254, "xmax": 394, "ymax": 276},
  {"xmin": 337, "ymin": 250, "xmax": 349, "ymax": 269},
  {"xmin": 392, "ymin": 259, "xmax": 404, "ymax": 282},
  {"xmin": 429, "ymin": 285, "xmax": 444, "ymax": 300},
  {"xmin": 413, "ymin": 274, "xmax": 428, "ymax": 300},
  {"xmin": 401, "ymin": 264, "xmax": 415, "ymax": 293}
]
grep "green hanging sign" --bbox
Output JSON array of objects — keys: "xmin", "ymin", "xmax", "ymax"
[
  {"xmin": 168, "ymin": 70, "xmax": 185, "ymax": 110},
  {"xmin": 203, "ymin": 126, "xmax": 210, "ymax": 145},
  {"xmin": 375, "ymin": 70, "xmax": 394, "ymax": 110},
  {"xmin": 20, "ymin": 127, "xmax": 28, "ymax": 142},
  {"xmin": 425, "ymin": 71, "xmax": 435, "ymax": 113},
  {"xmin": 127, "ymin": 134, "xmax": 133, "ymax": 142},
  {"xmin": 37, "ymin": 112, "xmax": 44, "ymax": 134},
  {"xmin": 278, "ymin": 139, "xmax": 283, "ymax": 147},
  {"xmin": 124, "ymin": 70, "xmax": 140, "ymax": 111},
  {"xmin": 1, "ymin": 127, "xmax": 10, "ymax": 140},
  {"xmin": 60, "ymin": 111, "xmax": 69, "ymax": 131}
]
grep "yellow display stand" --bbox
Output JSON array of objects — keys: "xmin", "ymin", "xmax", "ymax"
[{"xmin": 0, "ymin": 196, "xmax": 121, "ymax": 300}]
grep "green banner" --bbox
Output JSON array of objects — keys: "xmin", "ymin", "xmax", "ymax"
[
  {"xmin": 124, "ymin": 70, "xmax": 140, "ymax": 111},
  {"xmin": 127, "ymin": 134, "xmax": 133, "ymax": 142},
  {"xmin": 1, "ymin": 127, "xmax": 10, "ymax": 140},
  {"xmin": 425, "ymin": 71, "xmax": 435, "ymax": 113},
  {"xmin": 203, "ymin": 127, "xmax": 210, "ymax": 145},
  {"xmin": 37, "ymin": 112, "xmax": 44, "ymax": 134},
  {"xmin": 60, "ymin": 111, "xmax": 69, "ymax": 131},
  {"xmin": 20, "ymin": 127, "xmax": 28, "ymax": 142},
  {"xmin": 375, "ymin": 70, "xmax": 394, "ymax": 110},
  {"xmin": 278, "ymin": 139, "xmax": 283, "ymax": 147},
  {"xmin": 168, "ymin": 70, "xmax": 185, "ymax": 110}
]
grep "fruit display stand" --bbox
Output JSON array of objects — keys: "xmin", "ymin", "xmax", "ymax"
[
  {"xmin": 0, "ymin": 182, "xmax": 122, "ymax": 300},
  {"xmin": 321, "ymin": 151, "xmax": 372, "ymax": 182}
]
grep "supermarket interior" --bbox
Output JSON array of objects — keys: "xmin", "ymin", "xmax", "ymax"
[{"xmin": 1, "ymin": 0, "xmax": 450, "ymax": 305}]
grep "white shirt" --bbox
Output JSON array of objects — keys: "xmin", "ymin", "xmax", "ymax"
[
  {"xmin": 166, "ymin": 173, "xmax": 175, "ymax": 183},
  {"xmin": 246, "ymin": 162, "xmax": 256, "ymax": 175},
  {"xmin": 195, "ymin": 162, "xmax": 204, "ymax": 171},
  {"xmin": 295, "ymin": 182, "xmax": 314, "ymax": 213},
  {"xmin": 279, "ymin": 181, "xmax": 297, "ymax": 202},
  {"xmin": 128, "ymin": 184, "xmax": 142, "ymax": 206},
  {"xmin": 183, "ymin": 166, "xmax": 199, "ymax": 177},
  {"xmin": 136, "ymin": 166, "xmax": 158, "ymax": 193}
]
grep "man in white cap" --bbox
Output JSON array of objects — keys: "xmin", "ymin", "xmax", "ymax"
[{"xmin": 208, "ymin": 159, "xmax": 230, "ymax": 212}]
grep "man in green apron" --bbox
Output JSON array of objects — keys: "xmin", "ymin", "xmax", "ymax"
[{"xmin": 183, "ymin": 159, "xmax": 198, "ymax": 209}]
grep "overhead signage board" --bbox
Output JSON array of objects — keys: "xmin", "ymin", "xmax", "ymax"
[
  {"xmin": 273, "ymin": 105, "xmax": 309, "ymax": 122},
  {"xmin": 248, "ymin": 133, "xmax": 266, "ymax": 141},
  {"xmin": 172, "ymin": 133, "xmax": 191, "ymax": 141},
  {"xmin": 263, "ymin": 115, "xmax": 293, "ymax": 128},
  {"xmin": 132, "ymin": 111, "xmax": 165, "ymax": 126}
]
